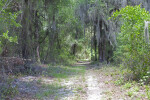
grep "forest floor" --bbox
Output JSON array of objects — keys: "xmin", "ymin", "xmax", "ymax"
[{"xmin": 1, "ymin": 61, "xmax": 150, "ymax": 100}]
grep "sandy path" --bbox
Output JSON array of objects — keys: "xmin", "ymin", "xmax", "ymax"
[
  {"xmin": 86, "ymin": 71, "xmax": 103, "ymax": 100},
  {"xmin": 12, "ymin": 62, "xmax": 105, "ymax": 100},
  {"xmin": 76, "ymin": 62, "xmax": 104, "ymax": 100}
]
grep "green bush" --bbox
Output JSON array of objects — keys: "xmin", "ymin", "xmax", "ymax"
[
  {"xmin": 0, "ymin": 1, "xmax": 20, "ymax": 51},
  {"xmin": 111, "ymin": 5, "xmax": 150, "ymax": 80}
]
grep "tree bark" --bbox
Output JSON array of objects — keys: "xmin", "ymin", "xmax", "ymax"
[
  {"xmin": 34, "ymin": 10, "xmax": 40, "ymax": 63},
  {"xmin": 98, "ymin": 20, "xmax": 103, "ymax": 62},
  {"xmin": 21, "ymin": 0, "xmax": 29, "ymax": 59},
  {"xmin": 91, "ymin": 26, "xmax": 93, "ymax": 60},
  {"xmin": 94, "ymin": 24, "xmax": 97, "ymax": 61}
]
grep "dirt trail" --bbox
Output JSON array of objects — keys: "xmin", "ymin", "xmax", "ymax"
[
  {"xmin": 86, "ymin": 71, "xmax": 103, "ymax": 100},
  {"xmin": 77, "ymin": 61, "xmax": 104, "ymax": 100},
  {"xmin": 11, "ymin": 62, "xmax": 106, "ymax": 100},
  {"xmin": 3, "ymin": 61, "xmax": 149, "ymax": 100}
]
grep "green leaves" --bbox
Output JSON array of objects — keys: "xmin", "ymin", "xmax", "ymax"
[
  {"xmin": 1, "ymin": 31, "xmax": 18, "ymax": 43},
  {"xmin": 3, "ymin": 31, "xmax": 9, "ymax": 39},
  {"xmin": 112, "ymin": 5, "xmax": 150, "ymax": 79},
  {"xmin": 0, "ymin": 0, "xmax": 20, "ymax": 44},
  {"xmin": 8, "ymin": 36, "xmax": 18, "ymax": 43},
  {"xmin": 111, "ymin": 5, "xmax": 150, "ymax": 23}
]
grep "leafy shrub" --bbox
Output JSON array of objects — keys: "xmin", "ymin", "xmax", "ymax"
[
  {"xmin": 111, "ymin": 5, "xmax": 150, "ymax": 80},
  {"xmin": 0, "ymin": 1, "xmax": 20, "ymax": 44},
  {"xmin": 140, "ymin": 71, "xmax": 150, "ymax": 85}
]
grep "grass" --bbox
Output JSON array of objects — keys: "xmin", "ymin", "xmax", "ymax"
[
  {"xmin": 114, "ymin": 78, "xmax": 124, "ymax": 86},
  {"xmin": 35, "ymin": 64, "xmax": 86, "ymax": 99},
  {"xmin": 105, "ymin": 81, "xmax": 109, "ymax": 84},
  {"xmin": 132, "ymin": 86, "xmax": 139, "ymax": 92},
  {"xmin": 103, "ymin": 90, "xmax": 112, "ymax": 96},
  {"xmin": 0, "ymin": 77, "xmax": 19, "ymax": 99},
  {"xmin": 122, "ymin": 82, "xmax": 132, "ymax": 89},
  {"xmin": 126, "ymin": 90, "xmax": 134, "ymax": 97},
  {"xmin": 146, "ymin": 86, "xmax": 150, "ymax": 100},
  {"xmin": 82, "ymin": 76, "xmax": 86, "ymax": 82},
  {"xmin": 97, "ymin": 64, "xmax": 150, "ymax": 100},
  {"xmin": 74, "ymin": 94, "xmax": 82, "ymax": 100},
  {"xmin": 1, "ymin": 62, "xmax": 87, "ymax": 99},
  {"xmin": 36, "ymin": 82, "xmax": 65, "ymax": 99},
  {"xmin": 46, "ymin": 65, "xmax": 85, "ymax": 78},
  {"xmin": 76, "ymin": 87, "xmax": 83, "ymax": 91},
  {"xmin": 37, "ymin": 78, "xmax": 42, "ymax": 84},
  {"xmin": 76, "ymin": 85, "xmax": 86, "ymax": 93}
]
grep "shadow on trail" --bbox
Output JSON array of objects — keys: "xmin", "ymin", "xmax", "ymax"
[
  {"xmin": 13, "ymin": 76, "xmax": 74, "ymax": 100},
  {"xmin": 1, "ymin": 64, "xmax": 86, "ymax": 99},
  {"xmin": 20, "ymin": 64, "xmax": 85, "ymax": 79},
  {"xmin": 46, "ymin": 65, "xmax": 85, "ymax": 78},
  {"xmin": 75, "ymin": 61, "xmax": 103, "ymax": 70}
]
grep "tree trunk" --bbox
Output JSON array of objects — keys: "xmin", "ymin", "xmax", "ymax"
[
  {"xmin": 98, "ymin": 20, "xmax": 103, "ymax": 62},
  {"xmin": 94, "ymin": 24, "xmax": 97, "ymax": 61},
  {"xmin": 21, "ymin": 0, "xmax": 29, "ymax": 59},
  {"xmin": 34, "ymin": 10, "xmax": 40, "ymax": 63},
  {"xmin": 91, "ymin": 26, "xmax": 93, "ymax": 60},
  {"xmin": 102, "ymin": 38, "xmax": 106, "ymax": 61}
]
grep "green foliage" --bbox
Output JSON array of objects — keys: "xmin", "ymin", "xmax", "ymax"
[
  {"xmin": 0, "ymin": 78, "xmax": 18, "ymax": 99},
  {"xmin": 0, "ymin": 1, "xmax": 20, "ymax": 45},
  {"xmin": 132, "ymin": 86, "xmax": 140, "ymax": 92},
  {"xmin": 111, "ymin": 5, "xmax": 150, "ymax": 79},
  {"xmin": 114, "ymin": 77, "xmax": 124, "ymax": 86},
  {"xmin": 39, "ymin": 0, "xmax": 89, "ymax": 63},
  {"xmin": 126, "ymin": 90, "xmax": 134, "ymax": 97},
  {"xmin": 140, "ymin": 71, "xmax": 150, "ymax": 85},
  {"xmin": 36, "ymin": 82, "xmax": 64, "ymax": 99},
  {"xmin": 145, "ymin": 86, "xmax": 150, "ymax": 100},
  {"xmin": 122, "ymin": 82, "xmax": 132, "ymax": 89},
  {"xmin": 1, "ymin": 31, "xmax": 18, "ymax": 43},
  {"xmin": 46, "ymin": 65, "xmax": 85, "ymax": 78}
]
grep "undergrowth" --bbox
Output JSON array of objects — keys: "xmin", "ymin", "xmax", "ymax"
[
  {"xmin": 0, "ymin": 76, "xmax": 18, "ymax": 99},
  {"xmin": 100, "ymin": 64, "xmax": 150, "ymax": 100}
]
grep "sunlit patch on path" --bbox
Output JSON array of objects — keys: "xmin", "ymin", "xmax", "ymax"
[{"xmin": 86, "ymin": 71, "xmax": 104, "ymax": 100}]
